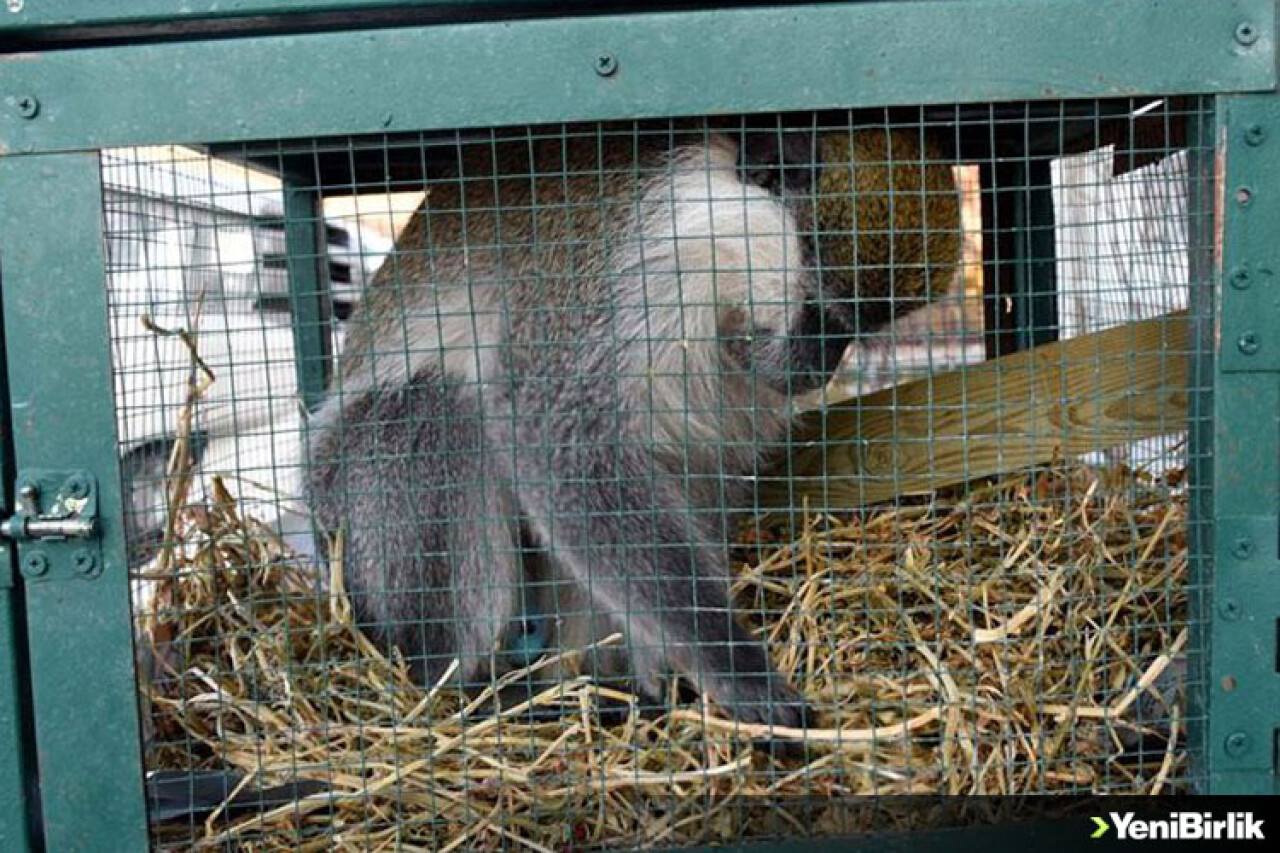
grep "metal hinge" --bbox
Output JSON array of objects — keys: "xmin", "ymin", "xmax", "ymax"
[{"xmin": 0, "ymin": 470, "xmax": 101, "ymax": 583}]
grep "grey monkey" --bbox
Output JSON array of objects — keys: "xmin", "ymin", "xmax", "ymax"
[{"xmin": 306, "ymin": 125, "xmax": 948, "ymax": 729}]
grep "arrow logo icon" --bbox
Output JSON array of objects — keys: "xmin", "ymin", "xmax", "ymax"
[{"xmin": 1091, "ymin": 816, "xmax": 1110, "ymax": 839}]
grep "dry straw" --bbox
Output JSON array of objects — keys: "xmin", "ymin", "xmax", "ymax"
[
  {"xmin": 136, "ymin": 282, "xmax": 1187, "ymax": 851},
  {"xmin": 141, "ymin": 455, "xmax": 1188, "ymax": 851}
]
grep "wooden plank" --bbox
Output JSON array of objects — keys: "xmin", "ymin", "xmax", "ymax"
[{"xmin": 764, "ymin": 312, "xmax": 1189, "ymax": 509}]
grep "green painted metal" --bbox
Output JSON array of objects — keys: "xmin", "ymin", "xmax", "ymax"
[
  {"xmin": 0, "ymin": 152, "xmax": 150, "ymax": 849},
  {"xmin": 0, "ymin": 588, "xmax": 36, "ymax": 853},
  {"xmin": 0, "ymin": 0, "xmax": 1274, "ymax": 155},
  {"xmin": 0, "ymin": 0, "xmax": 478, "ymax": 30},
  {"xmin": 284, "ymin": 180, "xmax": 335, "ymax": 411},
  {"xmin": 0, "ymin": 586, "xmax": 36, "ymax": 853},
  {"xmin": 1207, "ymin": 92, "xmax": 1280, "ymax": 795},
  {"xmin": 0, "ymin": 235, "xmax": 37, "ymax": 853},
  {"xmin": 0, "ymin": 211, "xmax": 35, "ymax": 853},
  {"xmin": 1185, "ymin": 96, "xmax": 1218, "ymax": 795},
  {"xmin": 1016, "ymin": 160, "xmax": 1060, "ymax": 350}
]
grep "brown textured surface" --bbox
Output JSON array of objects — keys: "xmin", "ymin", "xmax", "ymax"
[{"xmin": 812, "ymin": 130, "xmax": 962, "ymax": 333}]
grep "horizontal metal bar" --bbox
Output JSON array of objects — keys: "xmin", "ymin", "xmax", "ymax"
[
  {"xmin": 0, "ymin": 0, "xmax": 445, "ymax": 29},
  {"xmin": 0, "ymin": 0, "xmax": 1273, "ymax": 154},
  {"xmin": 0, "ymin": 0, "xmax": 579, "ymax": 39}
]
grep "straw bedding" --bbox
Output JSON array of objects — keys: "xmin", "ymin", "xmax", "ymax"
[{"xmin": 141, "ymin": 459, "xmax": 1188, "ymax": 851}]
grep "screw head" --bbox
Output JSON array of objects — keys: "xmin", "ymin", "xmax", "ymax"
[
  {"xmin": 1236, "ymin": 186, "xmax": 1254, "ymax": 207},
  {"xmin": 594, "ymin": 53, "xmax": 618, "ymax": 77},
  {"xmin": 13, "ymin": 94, "xmax": 38, "ymax": 119},
  {"xmin": 1230, "ymin": 267, "xmax": 1252, "ymax": 289},
  {"xmin": 1236, "ymin": 21, "xmax": 1260, "ymax": 47},
  {"xmin": 1238, "ymin": 332, "xmax": 1260, "ymax": 355},
  {"xmin": 1245, "ymin": 124, "xmax": 1267, "ymax": 146},
  {"xmin": 71, "ymin": 549, "xmax": 97, "ymax": 577},
  {"xmin": 63, "ymin": 474, "xmax": 89, "ymax": 500},
  {"xmin": 21, "ymin": 552, "xmax": 48, "ymax": 578},
  {"xmin": 1231, "ymin": 535, "xmax": 1255, "ymax": 559},
  {"xmin": 1225, "ymin": 731, "xmax": 1251, "ymax": 757}
]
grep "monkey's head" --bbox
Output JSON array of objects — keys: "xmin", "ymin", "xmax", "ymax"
[{"xmin": 808, "ymin": 130, "xmax": 962, "ymax": 334}]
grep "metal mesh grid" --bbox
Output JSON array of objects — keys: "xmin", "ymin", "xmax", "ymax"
[{"xmin": 101, "ymin": 100, "xmax": 1212, "ymax": 850}]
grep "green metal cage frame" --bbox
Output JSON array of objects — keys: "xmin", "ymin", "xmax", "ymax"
[{"xmin": 0, "ymin": 2, "xmax": 1277, "ymax": 851}]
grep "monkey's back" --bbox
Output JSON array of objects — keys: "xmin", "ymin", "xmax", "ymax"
[{"xmin": 338, "ymin": 132, "xmax": 688, "ymax": 384}]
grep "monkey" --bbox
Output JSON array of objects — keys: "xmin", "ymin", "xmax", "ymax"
[{"xmin": 306, "ymin": 121, "xmax": 961, "ymax": 730}]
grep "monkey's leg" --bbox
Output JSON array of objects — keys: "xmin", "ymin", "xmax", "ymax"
[
  {"xmin": 518, "ymin": 448, "xmax": 809, "ymax": 731},
  {"xmin": 308, "ymin": 373, "xmax": 522, "ymax": 690}
]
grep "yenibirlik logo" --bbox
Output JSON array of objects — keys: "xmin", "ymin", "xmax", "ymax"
[{"xmin": 1091, "ymin": 812, "xmax": 1265, "ymax": 841}]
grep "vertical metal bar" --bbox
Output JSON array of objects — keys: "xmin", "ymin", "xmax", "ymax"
[
  {"xmin": 0, "ymin": 152, "xmax": 150, "ymax": 849},
  {"xmin": 283, "ymin": 169, "xmax": 333, "ymax": 412},
  {"xmin": 1185, "ymin": 95, "xmax": 1218, "ymax": 795},
  {"xmin": 980, "ymin": 160, "xmax": 1017, "ymax": 359},
  {"xmin": 0, "ymin": 584, "xmax": 37, "ymax": 853},
  {"xmin": 1016, "ymin": 158, "xmax": 1059, "ymax": 349},
  {"xmin": 984, "ymin": 157, "xmax": 1059, "ymax": 359},
  {"xmin": 1207, "ymin": 92, "xmax": 1280, "ymax": 795},
  {"xmin": 0, "ymin": 260, "xmax": 39, "ymax": 852}
]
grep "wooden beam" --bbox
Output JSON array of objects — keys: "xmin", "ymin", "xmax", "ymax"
[{"xmin": 763, "ymin": 312, "xmax": 1189, "ymax": 509}]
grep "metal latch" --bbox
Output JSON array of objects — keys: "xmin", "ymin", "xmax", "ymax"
[{"xmin": 0, "ymin": 470, "xmax": 101, "ymax": 582}]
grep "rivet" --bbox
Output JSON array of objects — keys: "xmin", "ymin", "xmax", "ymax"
[
  {"xmin": 1225, "ymin": 731, "xmax": 1251, "ymax": 757},
  {"xmin": 1245, "ymin": 124, "xmax": 1267, "ymax": 146},
  {"xmin": 63, "ymin": 474, "xmax": 89, "ymax": 500},
  {"xmin": 1231, "ymin": 535, "xmax": 1255, "ymax": 559},
  {"xmin": 21, "ymin": 552, "xmax": 48, "ymax": 578},
  {"xmin": 1238, "ymin": 332, "xmax": 1260, "ymax": 355},
  {"xmin": 594, "ymin": 53, "xmax": 618, "ymax": 77},
  {"xmin": 1235, "ymin": 21, "xmax": 1260, "ymax": 47},
  {"xmin": 1219, "ymin": 598, "xmax": 1241, "ymax": 621},
  {"xmin": 72, "ymin": 549, "xmax": 97, "ymax": 577},
  {"xmin": 13, "ymin": 94, "xmax": 38, "ymax": 119}
]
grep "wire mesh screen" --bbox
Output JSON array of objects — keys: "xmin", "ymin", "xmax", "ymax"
[{"xmin": 102, "ymin": 100, "xmax": 1211, "ymax": 850}]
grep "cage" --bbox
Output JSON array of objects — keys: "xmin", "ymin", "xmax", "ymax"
[{"xmin": 0, "ymin": 3, "xmax": 1276, "ymax": 853}]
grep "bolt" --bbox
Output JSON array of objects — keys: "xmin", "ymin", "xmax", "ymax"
[
  {"xmin": 71, "ymin": 549, "xmax": 96, "ymax": 576},
  {"xmin": 1238, "ymin": 332, "xmax": 1260, "ymax": 355},
  {"xmin": 1219, "ymin": 598, "xmax": 1242, "ymax": 620},
  {"xmin": 63, "ymin": 474, "xmax": 89, "ymax": 500},
  {"xmin": 594, "ymin": 53, "xmax": 618, "ymax": 77},
  {"xmin": 1225, "ymin": 731, "xmax": 1251, "ymax": 757},
  {"xmin": 1232, "ymin": 535, "xmax": 1255, "ymax": 559},
  {"xmin": 1235, "ymin": 21, "xmax": 1260, "ymax": 47},
  {"xmin": 21, "ymin": 552, "xmax": 48, "ymax": 578},
  {"xmin": 13, "ymin": 94, "xmax": 38, "ymax": 119},
  {"xmin": 1245, "ymin": 124, "xmax": 1267, "ymax": 147},
  {"xmin": 1229, "ymin": 267, "xmax": 1252, "ymax": 290}
]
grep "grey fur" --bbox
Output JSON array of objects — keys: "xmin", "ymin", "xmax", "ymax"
[{"xmin": 307, "ymin": 130, "xmax": 865, "ymax": 728}]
